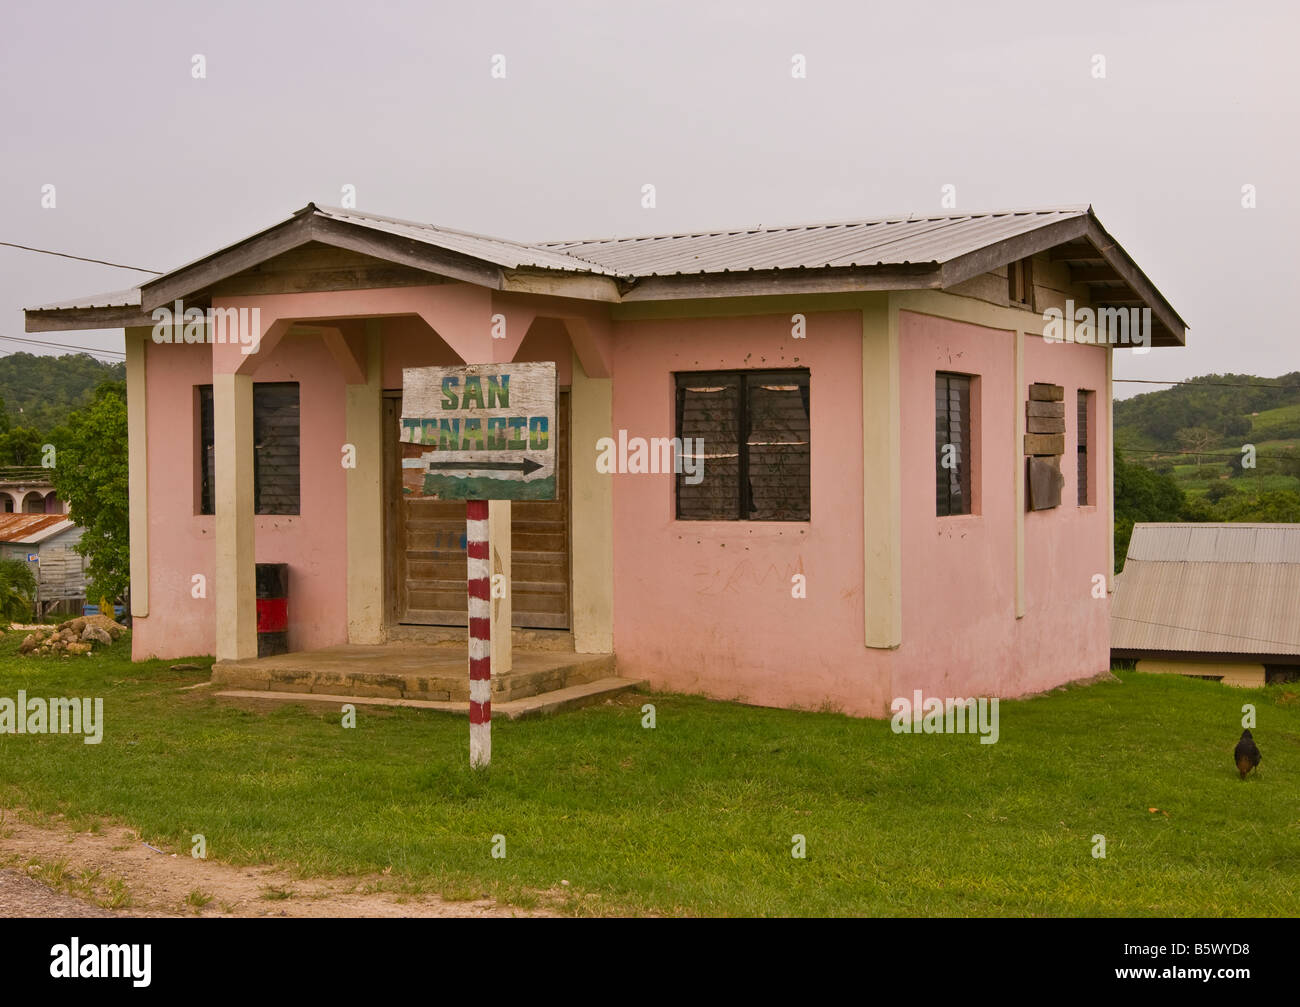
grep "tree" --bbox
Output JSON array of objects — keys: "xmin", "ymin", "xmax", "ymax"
[
  {"xmin": 1219, "ymin": 490, "xmax": 1300, "ymax": 523},
  {"xmin": 1174, "ymin": 426, "xmax": 1217, "ymax": 466},
  {"xmin": 0, "ymin": 352, "xmax": 125, "ymax": 433},
  {"xmin": 47, "ymin": 382, "xmax": 130, "ymax": 607},
  {"xmin": 1221, "ymin": 414, "xmax": 1252, "ymax": 439},
  {"xmin": 0, "ymin": 558, "xmax": 37, "ymax": 623},
  {"xmin": 1204, "ymin": 481, "xmax": 1238, "ymax": 504},
  {"xmin": 0, "ymin": 426, "xmax": 46, "ymax": 466},
  {"xmin": 1114, "ymin": 444, "xmax": 1185, "ymax": 572}
]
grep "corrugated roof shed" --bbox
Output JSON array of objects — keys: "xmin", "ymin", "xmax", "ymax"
[
  {"xmin": 1111, "ymin": 523, "xmax": 1300, "ymax": 657},
  {"xmin": 539, "ymin": 207, "xmax": 1091, "ymax": 275},
  {"xmin": 0, "ymin": 514, "xmax": 74, "ymax": 544}
]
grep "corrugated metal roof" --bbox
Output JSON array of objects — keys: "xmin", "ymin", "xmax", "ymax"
[
  {"xmin": 0, "ymin": 514, "xmax": 73, "ymax": 544},
  {"xmin": 539, "ymin": 207, "xmax": 1090, "ymax": 276},
  {"xmin": 1124, "ymin": 522, "xmax": 1300, "ymax": 564},
  {"xmin": 30, "ymin": 203, "xmax": 1189, "ymax": 344},
  {"xmin": 28, "ymin": 286, "xmax": 141, "ymax": 312},
  {"xmin": 1111, "ymin": 523, "xmax": 1300, "ymax": 656},
  {"xmin": 310, "ymin": 205, "xmax": 624, "ymax": 276}
]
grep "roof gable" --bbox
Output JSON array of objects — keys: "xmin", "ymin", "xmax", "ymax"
[{"xmin": 25, "ymin": 203, "xmax": 1187, "ymax": 345}]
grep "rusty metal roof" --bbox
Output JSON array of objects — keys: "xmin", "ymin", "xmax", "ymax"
[
  {"xmin": 0, "ymin": 514, "xmax": 74, "ymax": 544},
  {"xmin": 1111, "ymin": 523, "xmax": 1300, "ymax": 657},
  {"xmin": 540, "ymin": 206, "xmax": 1092, "ymax": 275}
]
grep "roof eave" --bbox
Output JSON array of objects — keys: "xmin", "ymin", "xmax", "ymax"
[
  {"xmin": 133, "ymin": 209, "xmax": 516, "ymax": 312},
  {"xmin": 26, "ymin": 303, "xmax": 154, "ymax": 333},
  {"xmin": 616, "ymin": 262, "xmax": 943, "ymax": 302},
  {"xmin": 937, "ymin": 210, "xmax": 1186, "ymax": 348}
]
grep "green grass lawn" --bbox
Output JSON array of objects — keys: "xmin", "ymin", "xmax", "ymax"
[{"xmin": 2, "ymin": 632, "xmax": 1298, "ymax": 916}]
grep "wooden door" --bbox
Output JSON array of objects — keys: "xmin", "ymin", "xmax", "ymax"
[{"xmin": 384, "ymin": 390, "xmax": 571, "ymax": 629}]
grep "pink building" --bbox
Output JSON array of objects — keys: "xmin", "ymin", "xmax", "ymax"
[{"xmin": 26, "ymin": 204, "xmax": 1186, "ymax": 717}]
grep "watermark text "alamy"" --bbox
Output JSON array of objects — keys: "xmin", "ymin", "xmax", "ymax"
[
  {"xmin": 595, "ymin": 432, "xmax": 704, "ymax": 485},
  {"xmin": 890, "ymin": 690, "xmax": 999, "ymax": 744},
  {"xmin": 1043, "ymin": 301, "xmax": 1150, "ymax": 352},
  {"xmin": 0, "ymin": 691, "xmax": 103, "ymax": 744},
  {"xmin": 151, "ymin": 301, "xmax": 261, "ymax": 354}
]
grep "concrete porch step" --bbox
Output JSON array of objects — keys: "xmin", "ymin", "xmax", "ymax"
[
  {"xmin": 210, "ymin": 643, "xmax": 615, "ymax": 702},
  {"xmin": 214, "ymin": 676, "xmax": 643, "ymax": 720},
  {"xmin": 386, "ymin": 625, "xmax": 578, "ymax": 651}
]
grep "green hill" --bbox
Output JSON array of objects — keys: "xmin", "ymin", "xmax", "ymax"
[
  {"xmin": 0, "ymin": 352, "xmax": 125, "ymax": 433},
  {"xmin": 1114, "ymin": 371, "xmax": 1300, "ymax": 451},
  {"xmin": 1115, "ymin": 374, "xmax": 1300, "ymax": 500},
  {"xmin": 1111, "ymin": 374, "xmax": 1300, "ymax": 568}
]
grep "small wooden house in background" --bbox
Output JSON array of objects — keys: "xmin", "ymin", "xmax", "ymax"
[
  {"xmin": 0, "ymin": 514, "xmax": 87, "ymax": 618},
  {"xmin": 1111, "ymin": 523, "xmax": 1300, "ymax": 686}
]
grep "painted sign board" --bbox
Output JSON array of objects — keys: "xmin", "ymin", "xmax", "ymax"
[{"xmin": 400, "ymin": 362, "xmax": 557, "ymax": 501}]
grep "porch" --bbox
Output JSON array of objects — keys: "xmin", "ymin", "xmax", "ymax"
[
  {"xmin": 211, "ymin": 628, "xmax": 640, "ymax": 716},
  {"xmin": 103, "ymin": 207, "xmax": 617, "ymax": 670}
]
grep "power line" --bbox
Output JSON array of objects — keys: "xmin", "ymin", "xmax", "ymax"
[
  {"xmin": 1115, "ymin": 378, "xmax": 1300, "ymax": 389},
  {"xmin": 0, "ymin": 240, "xmax": 162, "ymax": 275},
  {"xmin": 0, "ymin": 334, "xmax": 125, "ymax": 359},
  {"xmin": 1123, "ymin": 450, "xmax": 1296, "ymax": 460}
]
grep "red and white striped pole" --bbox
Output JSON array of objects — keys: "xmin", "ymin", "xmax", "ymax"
[{"xmin": 466, "ymin": 499, "xmax": 491, "ymax": 768}]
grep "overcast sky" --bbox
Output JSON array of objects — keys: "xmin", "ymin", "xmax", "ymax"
[{"xmin": 2, "ymin": 0, "xmax": 1295, "ymax": 398}]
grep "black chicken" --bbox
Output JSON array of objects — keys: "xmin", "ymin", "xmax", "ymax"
[{"xmin": 1234, "ymin": 729, "xmax": 1261, "ymax": 780}]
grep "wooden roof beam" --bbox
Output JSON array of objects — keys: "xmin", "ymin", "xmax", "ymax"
[
  {"xmin": 1069, "ymin": 265, "xmax": 1123, "ymax": 283},
  {"xmin": 1050, "ymin": 242, "xmax": 1104, "ymax": 262}
]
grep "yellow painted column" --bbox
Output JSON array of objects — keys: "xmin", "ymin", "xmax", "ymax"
[
  {"xmin": 125, "ymin": 327, "xmax": 150, "ymax": 618},
  {"xmin": 345, "ymin": 321, "xmax": 385, "ymax": 644},
  {"xmin": 862, "ymin": 295, "xmax": 902, "ymax": 648},
  {"xmin": 1014, "ymin": 328, "xmax": 1026, "ymax": 618},
  {"xmin": 488, "ymin": 500, "xmax": 512, "ymax": 672},
  {"xmin": 570, "ymin": 351, "xmax": 614, "ymax": 653},
  {"xmin": 213, "ymin": 372, "xmax": 257, "ymax": 661},
  {"xmin": 1106, "ymin": 347, "xmax": 1115, "ymax": 590}
]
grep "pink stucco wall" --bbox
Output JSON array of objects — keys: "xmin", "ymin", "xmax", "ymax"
[
  {"xmin": 893, "ymin": 311, "xmax": 1110, "ymax": 704},
  {"xmin": 608, "ymin": 311, "xmax": 894, "ymax": 715},
  {"xmin": 609, "ymin": 308, "xmax": 1110, "ymax": 716},
  {"xmin": 134, "ymin": 286, "xmax": 1111, "ymax": 714},
  {"xmin": 133, "ymin": 333, "xmax": 349, "ymax": 660}
]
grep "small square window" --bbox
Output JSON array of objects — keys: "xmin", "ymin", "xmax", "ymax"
[{"xmin": 675, "ymin": 370, "xmax": 810, "ymax": 521}]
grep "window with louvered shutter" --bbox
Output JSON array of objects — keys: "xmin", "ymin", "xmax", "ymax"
[
  {"xmin": 1077, "ymin": 390, "xmax": 1091, "ymax": 506},
  {"xmin": 197, "ymin": 382, "xmax": 301, "ymax": 515},
  {"xmin": 675, "ymin": 370, "xmax": 810, "ymax": 521},
  {"xmin": 198, "ymin": 385, "xmax": 216, "ymax": 515},
  {"xmin": 936, "ymin": 373, "xmax": 972, "ymax": 516}
]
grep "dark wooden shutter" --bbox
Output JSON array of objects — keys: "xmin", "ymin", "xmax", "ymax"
[
  {"xmin": 745, "ymin": 373, "xmax": 810, "ymax": 520},
  {"xmin": 676, "ymin": 375, "xmax": 741, "ymax": 520},
  {"xmin": 936, "ymin": 373, "xmax": 971, "ymax": 516},
  {"xmin": 1077, "ymin": 391, "xmax": 1089, "ymax": 505},
  {"xmin": 198, "ymin": 386, "xmax": 215, "ymax": 514},
  {"xmin": 253, "ymin": 383, "xmax": 300, "ymax": 515},
  {"xmin": 196, "ymin": 383, "xmax": 300, "ymax": 515}
]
